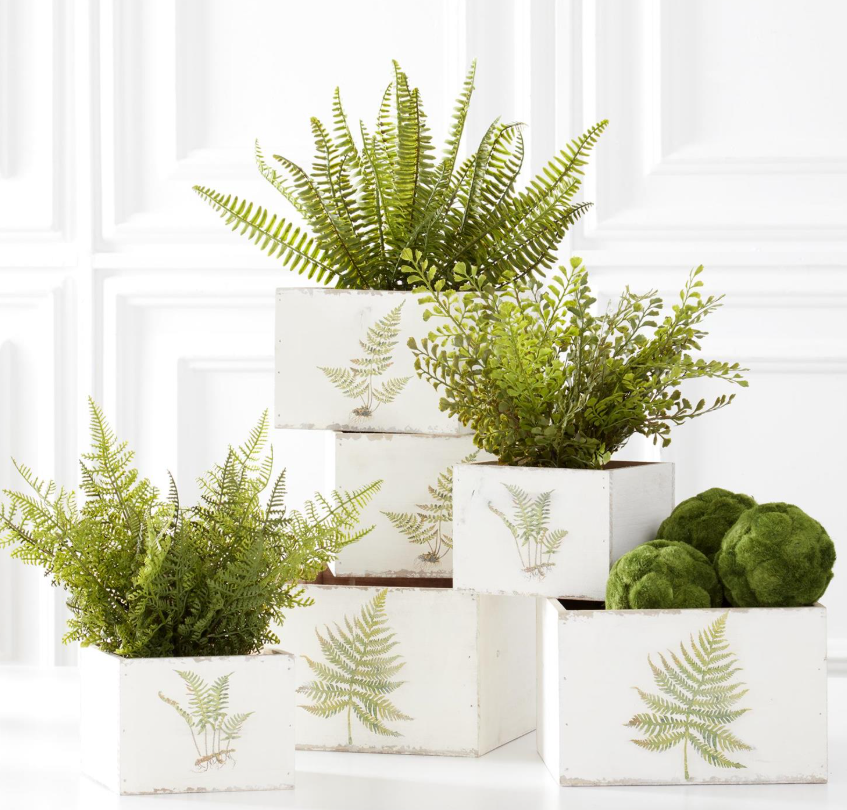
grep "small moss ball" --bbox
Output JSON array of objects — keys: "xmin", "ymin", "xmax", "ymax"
[
  {"xmin": 606, "ymin": 540, "xmax": 723, "ymax": 610},
  {"xmin": 715, "ymin": 503, "xmax": 835, "ymax": 607},
  {"xmin": 657, "ymin": 487, "xmax": 756, "ymax": 561}
]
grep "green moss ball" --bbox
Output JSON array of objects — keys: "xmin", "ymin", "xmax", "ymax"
[
  {"xmin": 715, "ymin": 503, "xmax": 835, "ymax": 607},
  {"xmin": 657, "ymin": 487, "xmax": 756, "ymax": 561},
  {"xmin": 606, "ymin": 540, "xmax": 723, "ymax": 610}
]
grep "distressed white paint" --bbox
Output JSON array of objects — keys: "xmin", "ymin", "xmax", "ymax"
[
  {"xmin": 78, "ymin": 645, "xmax": 295, "ymax": 795},
  {"xmin": 276, "ymin": 289, "xmax": 469, "ymax": 435},
  {"xmin": 329, "ymin": 432, "xmax": 492, "ymax": 577},
  {"xmin": 273, "ymin": 584, "xmax": 535, "ymax": 756},
  {"xmin": 536, "ymin": 600, "xmax": 828, "ymax": 786},
  {"xmin": 453, "ymin": 461, "xmax": 674, "ymax": 599}
]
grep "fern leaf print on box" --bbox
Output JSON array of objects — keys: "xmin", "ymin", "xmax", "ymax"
[
  {"xmin": 159, "ymin": 671, "xmax": 254, "ymax": 772},
  {"xmin": 626, "ymin": 612, "xmax": 752, "ymax": 781},
  {"xmin": 488, "ymin": 484, "xmax": 567, "ymax": 578},
  {"xmin": 298, "ymin": 588, "xmax": 412, "ymax": 745},
  {"xmin": 319, "ymin": 303, "xmax": 412, "ymax": 421},
  {"xmin": 383, "ymin": 451, "xmax": 478, "ymax": 565}
]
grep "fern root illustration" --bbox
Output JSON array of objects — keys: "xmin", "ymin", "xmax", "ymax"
[
  {"xmin": 320, "ymin": 303, "xmax": 411, "ymax": 420},
  {"xmin": 384, "ymin": 451, "xmax": 478, "ymax": 566},
  {"xmin": 489, "ymin": 484, "xmax": 567, "ymax": 578},
  {"xmin": 159, "ymin": 671, "xmax": 253, "ymax": 772},
  {"xmin": 521, "ymin": 561, "xmax": 556, "ymax": 578}
]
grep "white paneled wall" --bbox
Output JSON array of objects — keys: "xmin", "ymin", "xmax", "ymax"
[{"xmin": 1, "ymin": 0, "xmax": 845, "ymax": 670}]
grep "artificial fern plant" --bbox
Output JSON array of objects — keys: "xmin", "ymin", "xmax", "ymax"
[
  {"xmin": 405, "ymin": 255, "xmax": 748, "ymax": 469},
  {"xmin": 195, "ymin": 61, "xmax": 606, "ymax": 290},
  {"xmin": 0, "ymin": 399, "xmax": 380, "ymax": 658}
]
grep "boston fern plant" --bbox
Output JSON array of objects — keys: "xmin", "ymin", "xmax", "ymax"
[
  {"xmin": 405, "ymin": 255, "xmax": 748, "ymax": 470},
  {"xmin": 194, "ymin": 61, "xmax": 607, "ymax": 290},
  {"xmin": 0, "ymin": 400, "xmax": 380, "ymax": 658}
]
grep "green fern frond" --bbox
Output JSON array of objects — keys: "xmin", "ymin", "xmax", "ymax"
[
  {"xmin": 193, "ymin": 186, "xmax": 335, "ymax": 284},
  {"xmin": 159, "ymin": 671, "xmax": 254, "ymax": 770},
  {"xmin": 319, "ymin": 366, "xmax": 369, "ymax": 399},
  {"xmin": 1, "ymin": 402, "xmax": 380, "ymax": 659},
  {"xmin": 372, "ymin": 376, "xmax": 412, "ymax": 405},
  {"xmin": 488, "ymin": 483, "xmax": 566, "ymax": 578},
  {"xmin": 196, "ymin": 62, "xmax": 605, "ymax": 290},
  {"xmin": 382, "ymin": 450, "xmax": 477, "ymax": 564},
  {"xmin": 626, "ymin": 613, "xmax": 752, "ymax": 780},
  {"xmin": 321, "ymin": 303, "xmax": 409, "ymax": 418},
  {"xmin": 298, "ymin": 589, "xmax": 412, "ymax": 745}
]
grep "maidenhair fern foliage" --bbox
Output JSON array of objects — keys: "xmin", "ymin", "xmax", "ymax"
[
  {"xmin": 406, "ymin": 256, "xmax": 748, "ymax": 469},
  {"xmin": 626, "ymin": 613, "xmax": 752, "ymax": 781},
  {"xmin": 298, "ymin": 588, "xmax": 411, "ymax": 745},
  {"xmin": 383, "ymin": 451, "xmax": 478, "ymax": 564},
  {"xmin": 319, "ymin": 302, "xmax": 411, "ymax": 419},
  {"xmin": 159, "ymin": 671, "xmax": 253, "ymax": 770},
  {"xmin": 0, "ymin": 399, "xmax": 381, "ymax": 658},
  {"xmin": 488, "ymin": 484, "xmax": 567, "ymax": 578},
  {"xmin": 194, "ymin": 61, "xmax": 607, "ymax": 290}
]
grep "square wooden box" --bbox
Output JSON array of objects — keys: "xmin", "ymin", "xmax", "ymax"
[
  {"xmin": 537, "ymin": 599, "xmax": 828, "ymax": 786},
  {"xmin": 328, "ymin": 431, "xmax": 492, "ymax": 578},
  {"xmin": 276, "ymin": 288, "xmax": 469, "ymax": 435},
  {"xmin": 79, "ymin": 646, "xmax": 295, "ymax": 794},
  {"xmin": 274, "ymin": 578, "xmax": 535, "ymax": 756},
  {"xmin": 453, "ymin": 461, "xmax": 674, "ymax": 599}
]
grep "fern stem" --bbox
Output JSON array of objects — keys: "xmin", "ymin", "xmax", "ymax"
[
  {"xmin": 188, "ymin": 724, "xmax": 202, "ymax": 760},
  {"xmin": 433, "ymin": 522, "xmax": 443, "ymax": 562}
]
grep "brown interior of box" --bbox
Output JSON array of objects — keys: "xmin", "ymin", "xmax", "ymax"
[
  {"xmin": 312, "ymin": 569, "xmax": 453, "ymax": 589},
  {"xmin": 475, "ymin": 459, "xmax": 658, "ymax": 470},
  {"xmin": 559, "ymin": 599, "xmax": 605, "ymax": 611}
]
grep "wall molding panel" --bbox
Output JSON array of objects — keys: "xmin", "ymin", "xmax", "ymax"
[
  {"xmin": 0, "ymin": 0, "xmax": 73, "ymax": 251},
  {"xmin": 0, "ymin": 0, "xmax": 845, "ymax": 673}
]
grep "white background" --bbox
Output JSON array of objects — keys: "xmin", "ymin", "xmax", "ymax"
[{"xmin": 1, "ymin": 0, "xmax": 845, "ymax": 670}]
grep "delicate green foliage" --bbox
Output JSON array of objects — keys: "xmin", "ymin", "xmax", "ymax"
[
  {"xmin": 195, "ymin": 61, "xmax": 606, "ymax": 290},
  {"xmin": 626, "ymin": 613, "xmax": 752, "ymax": 780},
  {"xmin": 658, "ymin": 488, "xmax": 756, "ymax": 561},
  {"xmin": 405, "ymin": 256, "xmax": 748, "ymax": 469},
  {"xmin": 383, "ymin": 451, "xmax": 477, "ymax": 564},
  {"xmin": 606, "ymin": 540, "xmax": 724, "ymax": 610},
  {"xmin": 0, "ymin": 399, "xmax": 381, "ymax": 658},
  {"xmin": 319, "ymin": 302, "xmax": 411, "ymax": 419},
  {"xmin": 489, "ymin": 484, "xmax": 566, "ymax": 578},
  {"xmin": 298, "ymin": 588, "xmax": 411, "ymax": 745},
  {"xmin": 159, "ymin": 670, "xmax": 253, "ymax": 770},
  {"xmin": 715, "ymin": 503, "xmax": 835, "ymax": 607}
]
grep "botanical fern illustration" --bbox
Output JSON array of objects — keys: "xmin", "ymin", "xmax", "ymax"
[
  {"xmin": 319, "ymin": 302, "xmax": 411, "ymax": 419},
  {"xmin": 298, "ymin": 589, "xmax": 412, "ymax": 746},
  {"xmin": 626, "ymin": 613, "xmax": 752, "ymax": 781},
  {"xmin": 488, "ymin": 484, "xmax": 567, "ymax": 578},
  {"xmin": 383, "ymin": 451, "xmax": 478, "ymax": 565},
  {"xmin": 159, "ymin": 671, "xmax": 253, "ymax": 771},
  {"xmin": 194, "ymin": 61, "xmax": 606, "ymax": 290}
]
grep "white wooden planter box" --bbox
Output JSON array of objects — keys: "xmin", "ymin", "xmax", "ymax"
[
  {"xmin": 328, "ymin": 431, "xmax": 492, "ymax": 577},
  {"xmin": 537, "ymin": 600, "xmax": 828, "ymax": 786},
  {"xmin": 453, "ymin": 461, "xmax": 674, "ymax": 599},
  {"xmin": 274, "ymin": 582, "xmax": 535, "ymax": 756},
  {"xmin": 79, "ymin": 645, "xmax": 295, "ymax": 795},
  {"xmin": 275, "ymin": 288, "xmax": 470, "ymax": 435}
]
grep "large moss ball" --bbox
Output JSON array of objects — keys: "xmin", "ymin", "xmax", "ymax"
[
  {"xmin": 715, "ymin": 503, "xmax": 835, "ymax": 607},
  {"xmin": 606, "ymin": 540, "xmax": 723, "ymax": 610},
  {"xmin": 657, "ymin": 488, "xmax": 756, "ymax": 561}
]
